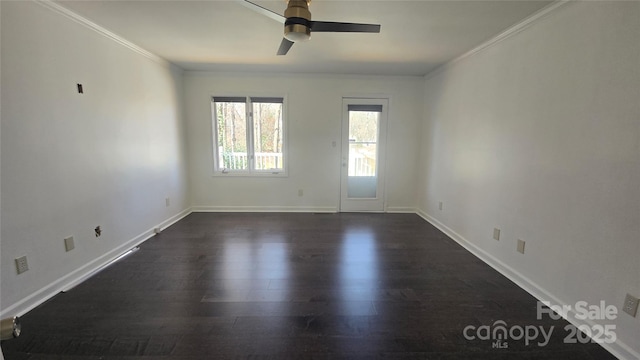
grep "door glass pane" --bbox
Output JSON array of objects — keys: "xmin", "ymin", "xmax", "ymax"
[
  {"xmin": 347, "ymin": 111, "xmax": 379, "ymax": 198},
  {"xmin": 252, "ymin": 101, "xmax": 284, "ymax": 171},
  {"xmin": 214, "ymin": 101, "xmax": 247, "ymax": 170}
]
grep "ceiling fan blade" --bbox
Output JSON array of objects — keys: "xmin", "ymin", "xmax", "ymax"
[
  {"xmin": 309, "ymin": 21, "xmax": 381, "ymax": 33},
  {"xmin": 240, "ymin": 0, "xmax": 285, "ymax": 24},
  {"xmin": 277, "ymin": 38, "xmax": 294, "ymax": 55}
]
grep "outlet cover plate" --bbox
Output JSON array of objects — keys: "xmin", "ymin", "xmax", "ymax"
[
  {"xmin": 517, "ymin": 239, "xmax": 526, "ymax": 254},
  {"xmin": 623, "ymin": 293, "xmax": 639, "ymax": 317},
  {"xmin": 15, "ymin": 256, "xmax": 29, "ymax": 274},
  {"xmin": 493, "ymin": 228, "xmax": 501, "ymax": 241},
  {"xmin": 64, "ymin": 236, "xmax": 75, "ymax": 252}
]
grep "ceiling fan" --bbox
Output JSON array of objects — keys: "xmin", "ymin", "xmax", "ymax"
[{"xmin": 242, "ymin": 0, "xmax": 381, "ymax": 55}]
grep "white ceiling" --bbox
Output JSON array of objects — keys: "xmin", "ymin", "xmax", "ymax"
[{"xmin": 57, "ymin": 0, "xmax": 554, "ymax": 76}]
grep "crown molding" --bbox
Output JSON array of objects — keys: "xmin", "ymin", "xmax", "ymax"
[
  {"xmin": 425, "ymin": 0, "xmax": 572, "ymax": 80},
  {"xmin": 34, "ymin": 0, "xmax": 170, "ymax": 67}
]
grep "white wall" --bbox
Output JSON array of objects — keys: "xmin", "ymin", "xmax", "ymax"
[
  {"xmin": 0, "ymin": 2, "xmax": 4, "ymax": 358},
  {"xmin": 184, "ymin": 72, "xmax": 424, "ymax": 212},
  {"xmin": 0, "ymin": 1, "xmax": 190, "ymax": 315},
  {"xmin": 418, "ymin": 1, "xmax": 639, "ymax": 357}
]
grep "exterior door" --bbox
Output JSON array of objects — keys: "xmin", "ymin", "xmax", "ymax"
[{"xmin": 340, "ymin": 98, "xmax": 388, "ymax": 212}]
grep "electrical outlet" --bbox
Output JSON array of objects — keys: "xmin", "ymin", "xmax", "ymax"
[
  {"xmin": 64, "ymin": 236, "xmax": 75, "ymax": 252},
  {"xmin": 165, "ymin": 197, "xmax": 170, "ymax": 207},
  {"xmin": 517, "ymin": 239, "xmax": 526, "ymax": 254},
  {"xmin": 623, "ymin": 293, "xmax": 639, "ymax": 317},
  {"xmin": 95, "ymin": 226, "xmax": 102, "ymax": 237},
  {"xmin": 438, "ymin": 202, "xmax": 443, "ymax": 211},
  {"xmin": 493, "ymin": 228, "xmax": 501, "ymax": 241},
  {"xmin": 15, "ymin": 256, "xmax": 29, "ymax": 274}
]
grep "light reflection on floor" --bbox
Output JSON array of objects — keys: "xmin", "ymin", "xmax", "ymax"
[
  {"xmin": 221, "ymin": 238, "xmax": 290, "ymax": 291},
  {"xmin": 220, "ymin": 237, "xmax": 292, "ymax": 337},
  {"xmin": 339, "ymin": 227, "xmax": 379, "ymax": 314}
]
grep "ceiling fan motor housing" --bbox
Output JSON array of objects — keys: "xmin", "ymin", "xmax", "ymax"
[{"xmin": 284, "ymin": 0, "xmax": 311, "ymax": 42}]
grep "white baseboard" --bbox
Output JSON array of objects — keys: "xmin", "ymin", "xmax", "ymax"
[
  {"xmin": 385, "ymin": 206, "xmax": 417, "ymax": 213},
  {"xmin": 415, "ymin": 209, "xmax": 640, "ymax": 360},
  {"xmin": 192, "ymin": 205, "xmax": 338, "ymax": 213},
  {"xmin": 0, "ymin": 207, "xmax": 193, "ymax": 318},
  {"xmin": 192, "ymin": 206, "xmax": 416, "ymax": 214}
]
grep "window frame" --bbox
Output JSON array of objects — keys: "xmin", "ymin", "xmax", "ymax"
[{"xmin": 210, "ymin": 94, "xmax": 288, "ymax": 177}]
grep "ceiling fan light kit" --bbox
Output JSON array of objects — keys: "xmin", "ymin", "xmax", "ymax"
[
  {"xmin": 284, "ymin": 0, "xmax": 312, "ymax": 42},
  {"xmin": 243, "ymin": 0, "xmax": 381, "ymax": 55}
]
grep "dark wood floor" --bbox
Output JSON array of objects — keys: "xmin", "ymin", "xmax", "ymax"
[{"xmin": 2, "ymin": 213, "xmax": 615, "ymax": 359}]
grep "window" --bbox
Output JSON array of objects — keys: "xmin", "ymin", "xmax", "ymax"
[
  {"xmin": 212, "ymin": 96, "xmax": 285, "ymax": 175},
  {"xmin": 347, "ymin": 105, "xmax": 381, "ymax": 178}
]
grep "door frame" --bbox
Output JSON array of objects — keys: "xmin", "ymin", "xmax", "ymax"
[{"xmin": 339, "ymin": 97, "xmax": 389, "ymax": 212}]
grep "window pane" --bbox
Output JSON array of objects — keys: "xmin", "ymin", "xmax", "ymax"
[
  {"xmin": 348, "ymin": 143, "xmax": 377, "ymax": 177},
  {"xmin": 215, "ymin": 101, "xmax": 248, "ymax": 170},
  {"xmin": 252, "ymin": 102, "xmax": 284, "ymax": 171},
  {"xmin": 348, "ymin": 111, "xmax": 379, "ymax": 177}
]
